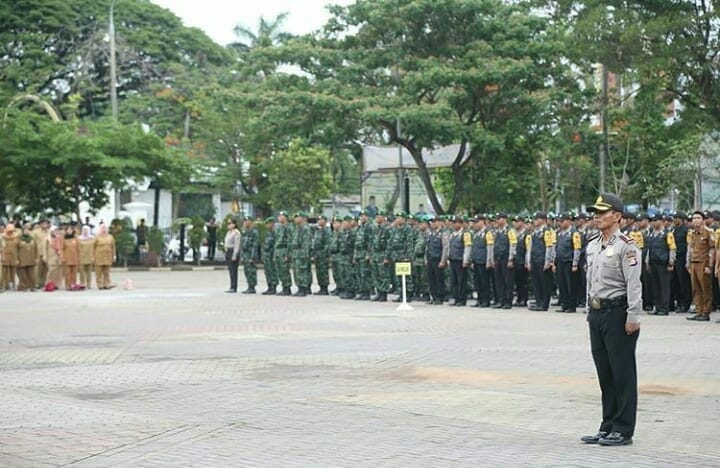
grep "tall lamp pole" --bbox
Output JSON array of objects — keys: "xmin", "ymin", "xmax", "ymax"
[{"xmin": 109, "ymin": 0, "xmax": 118, "ymax": 122}]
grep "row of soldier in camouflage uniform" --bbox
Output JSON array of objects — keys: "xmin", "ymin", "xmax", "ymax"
[{"xmin": 231, "ymin": 208, "xmax": 720, "ymax": 316}]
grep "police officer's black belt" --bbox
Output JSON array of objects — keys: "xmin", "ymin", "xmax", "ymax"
[{"xmin": 589, "ymin": 296, "xmax": 628, "ymax": 311}]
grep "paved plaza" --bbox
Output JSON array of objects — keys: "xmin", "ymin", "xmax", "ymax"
[{"xmin": 0, "ymin": 269, "xmax": 718, "ymax": 467}]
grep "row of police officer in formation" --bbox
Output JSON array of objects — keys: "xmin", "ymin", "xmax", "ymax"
[{"xmin": 222, "ymin": 208, "xmax": 719, "ymax": 319}]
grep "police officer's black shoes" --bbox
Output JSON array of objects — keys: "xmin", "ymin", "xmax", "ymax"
[
  {"xmin": 293, "ymin": 289, "xmax": 307, "ymax": 297},
  {"xmin": 278, "ymin": 288, "xmax": 291, "ymax": 296},
  {"xmin": 580, "ymin": 431, "xmax": 607, "ymax": 444},
  {"xmin": 687, "ymin": 313, "xmax": 709, "ymax": 321},
  {"xmin": 242, "ymin": 288, "xmax": 256, "ymax": 294},
  {"xmin": 261, "ymin": 287, "xmax": 276, "ymax": 295},
  {"xmin": 597, "ymin": 432, "xmax": 632, "ymax": 446},
  {"xmin": 225, "ymin": 289, "xmax": 236, "ymax": 293}
]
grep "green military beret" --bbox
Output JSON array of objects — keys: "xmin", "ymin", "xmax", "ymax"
[
  {"xmin": 375, "ymin": 209, "xmax": 386, "ymax": 217},
  {"xmin": 317, "ymin": 214, "xmax": 328, "ymax": 221},
  {"xmin": 343, "ymin": 214, "xmax": 353, "ymax": 221},
  {"xmin": 359, "ymin": 209, "xmax": 370, "ymax": 216},
  {"xmin": 278, "ymin": 210, "xmax": 289, "ymax": 217},
  {"xmin": 265, "ymin": 216, "xmax": 276, "ymax": 223},
  {"xmin": 242, "ymin": 215, "xmax": 254, "ymax": 221}
]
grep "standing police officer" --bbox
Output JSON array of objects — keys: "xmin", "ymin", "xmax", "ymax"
[
  {"xmin": 645, "ymin": 214, "xmax": 676, "ymax": 315},
  {"xmin": 425, "ymin": 215, "xmax": 447, "ymax": 305},
  {"xmin": 582, "ymin": 193, "xmax": 641, "ymax": 447},
  {"xmin": 470, "ymin": 214, "xmax": 494, "ymax": 308},
  {"xmin": 448, "ymin": 216, "xmax": 472, "ymax": 306},
  {"xmin": 492, "ymin": 213, "xmax": 518, "ymax": 309},
  {"xmin": 526, "ymin": 212, "xmax": 556, "ymax": 311}
]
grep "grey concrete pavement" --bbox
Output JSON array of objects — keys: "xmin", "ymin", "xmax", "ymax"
[{"xmin": 0, "ymin": 270, "xmax": 718, "ymax": 467}]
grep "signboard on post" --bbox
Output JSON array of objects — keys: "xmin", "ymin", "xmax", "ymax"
[{"xmin": 394, "ymin": 262, "xmax": 413, "ymax": 311}]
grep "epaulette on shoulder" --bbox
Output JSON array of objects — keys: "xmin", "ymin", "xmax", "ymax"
[{"xmin": 618, "ymin": 233, "xmax": 634, "ymax": 243}]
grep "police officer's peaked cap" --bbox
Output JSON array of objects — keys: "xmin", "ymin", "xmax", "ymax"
[
  {"xmin": 265, "ymin": 216, "xmax": 276, "ymax": 223},
  {"xmin": 650, "ymin": 212, "xmax": 663, "ymax": 221},
  {"xmin": 635, "ymin": 212, "xmax": 649, "ymax": 221},
  {"xmin": 473, "ymin": 213, "xmax": 486, "ymax": 221},
  {"xmin": 496, "ymin": 212, "xmax": 508, "ymax": 219},
  {"xmin": 712, "ymin": 210, "xmax": 720, "ymax": 221},
  {"xmin": 692, "ymin": 210, "xmax": 706, "ymax": 219},
  {"xmin": 576, "ymin": 212, "xmax": 590, "ymax": 220},
  {"xmin": 557, "ymin": 212, "xmax": 573, "ymax": 221},
  {"xmin": 672, "ymin": 210, "xmax": 687, "ymax": 219},
  {"xmin": 587, "ymin": 193, "xmax": 624, "ymax": 213},
  {"xmin": 453, "ymin": 215, "xmax": 463, "ymax": 223},
  {"xmin": 533, "ymin": 211, "xmax": 547, "ymax": 219}
]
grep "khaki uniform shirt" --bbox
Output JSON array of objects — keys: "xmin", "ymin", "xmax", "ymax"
[{"xmin": 586, "ymin": 229, "xmax": 642, "ymax": 324}]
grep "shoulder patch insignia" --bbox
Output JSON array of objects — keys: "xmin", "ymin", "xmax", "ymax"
[
  {"xmin": 618, "ymin": 233, "xmax": 634, "ymax": 244},
  {"xmin": 626, "ymin": 251, "xmax": 638, "ymax": 267}
]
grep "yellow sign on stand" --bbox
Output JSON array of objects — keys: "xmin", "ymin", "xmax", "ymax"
[{"xmin": 395, "ymin": 262, "xmax": 412, "ymax": 276}]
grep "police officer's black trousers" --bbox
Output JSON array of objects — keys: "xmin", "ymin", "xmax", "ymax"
[
  {"xmin": 473, "ymin": 262, "xmax": 491, "ymax": 305},
  {"xmin": 493, "ymin": 260, "xmax": 514, "ymax": 307},
  {"xmin": 450, "ymin": 260, "xmax": 467, "ymax": 304},
  {"xmin": 227, "ymin": 258, "xmax": 239, "ymax": 291},
  {"xmin": 673, "ymin": 261, "xmax": 691, "ymax": 311},
  {"xmin": 514, "ymin": 266, "xmax": 529, "ymax": 304},
  {"xmin": 649, "ymin": 262, "xmax": 671, "ymax": 312},
  {"xmin": 530, "ymin": 262, "xmax": 553, "ymax": 309},
  {"xmin": 556, "ymin": 262, "xmax": 578, "ymax": 311},
  {"xmin": 641, "ymin": 256, "xmax": 653, "ymax": 308},
  {"xmin": 588, "ymin": 306, "xmax": 639, "ymax": 438},
  {"xmin": 426, "ymin": 257, "xmax": 445, "ymax": 301}
]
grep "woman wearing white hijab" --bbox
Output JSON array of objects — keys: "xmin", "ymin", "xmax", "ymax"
[{"xmin": 78, "ymin": 225, "xmax": 94, "ymax": 289}]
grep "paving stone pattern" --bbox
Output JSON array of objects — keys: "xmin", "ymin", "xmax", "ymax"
[{"xmin": 0, "ymin": 270, "xmax": 718, "ymax": 467}]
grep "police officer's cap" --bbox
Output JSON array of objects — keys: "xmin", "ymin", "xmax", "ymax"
[
  {"xmin": 473, "ymin": 213, "xmax": 486, "ymax": 221},
  {"xmin": 496, "ymin": 212, "xmax": 508, "ymax": 219},
  {"xmin": 576, "ymin": 212, "xmax": 590, "ymax": 220},
  {"xmin": 672, "ymin": 210, "xmax": 687, "ymax": 220},
  {"xmin": 587, "ymin": 192, "xmax": 624, "ymax": 213},
  {"xmin": 265, "ymin": 216, "xmax": 276, "ymax": 223},
  {"xmin": 650, "ymin": 212, "xmax": 663, "ymax": 221},
  {"xmin": 692, "ymin": 210, "xmax": 706, "ymax": 219},
  {"xmin": 533, "ymin": 211, "xmax": 547, "ymax": 219},
  {"xmin": 557, "ymin": 212, "xmax": 573, "ymax": 221},
  {"xmin": 453, "ymin": 215, "xmax": 463, "ymax": 223},
  {"xmin": 712, "ymin": 210, "xmax": 720, "ymax": 221}
]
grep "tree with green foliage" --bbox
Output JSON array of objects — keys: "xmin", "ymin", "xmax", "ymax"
[
  {"xmin": 268, "ymin": 0, "xmax": 583, "ymax": 213},
  {"xmin": 0, "ymin": 104, "xmax": 190, "ymax": 220},
  {"xmin": 257, "ymin": 139, "xmax": 333, "ymax": 213}
]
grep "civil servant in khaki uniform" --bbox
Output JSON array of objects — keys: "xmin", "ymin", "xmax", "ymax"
[
  {"xmin": 93, "ymin": 223, "xmax": 116, "ymax": 290},
  {"xmin": 582, "ymin": 192, "xmax": 641, "ymax": 447}
]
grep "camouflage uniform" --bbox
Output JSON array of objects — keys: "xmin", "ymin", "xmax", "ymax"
[
  {"xmin": 290, "ymin": 214, "xmax": 312, "ymax": 295},
  {"xmin": 273, "ymin": 213, "xmax": 293, "ymax": 295},
  {"xmin": 329, "ymin": 218, "xmax": 344, "ymax": 294},
  {"xmin": 262, "ymin": 218, "xmax": 277, "ymax": 294},
  {"xmin": 339, "ymin": 217, "xmax": 356, "ymax": 299},
  {"xmin": 241, "ymin": 219, "xmax": 260, "ymax": 293},
  {"xmin": 412, "ymin": 221, "xmax": 429, "ymax": 300},
  {"xmin": 352, "ymin": 213, "xmax": 375, "ymax": 299},
  {"xmin": 313, "ymin": 217, "xmax": 331, "ymax": 295},
  {"xmin": 388, "ymin": 213, "xmax": 415, "ymax": 301},
  {"xmin": 371, "ymin": 215, "xmax": 392, "ymax": 301}
]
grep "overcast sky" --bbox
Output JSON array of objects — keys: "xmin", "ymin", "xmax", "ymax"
[{"xmin": 151, "ymin": 0, "xmax": 353, "ymax": 46}]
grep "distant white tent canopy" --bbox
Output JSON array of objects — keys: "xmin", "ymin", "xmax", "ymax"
[{"xmin": 362, "ymin": 144, "xmax": 470, "ymax": 172}]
